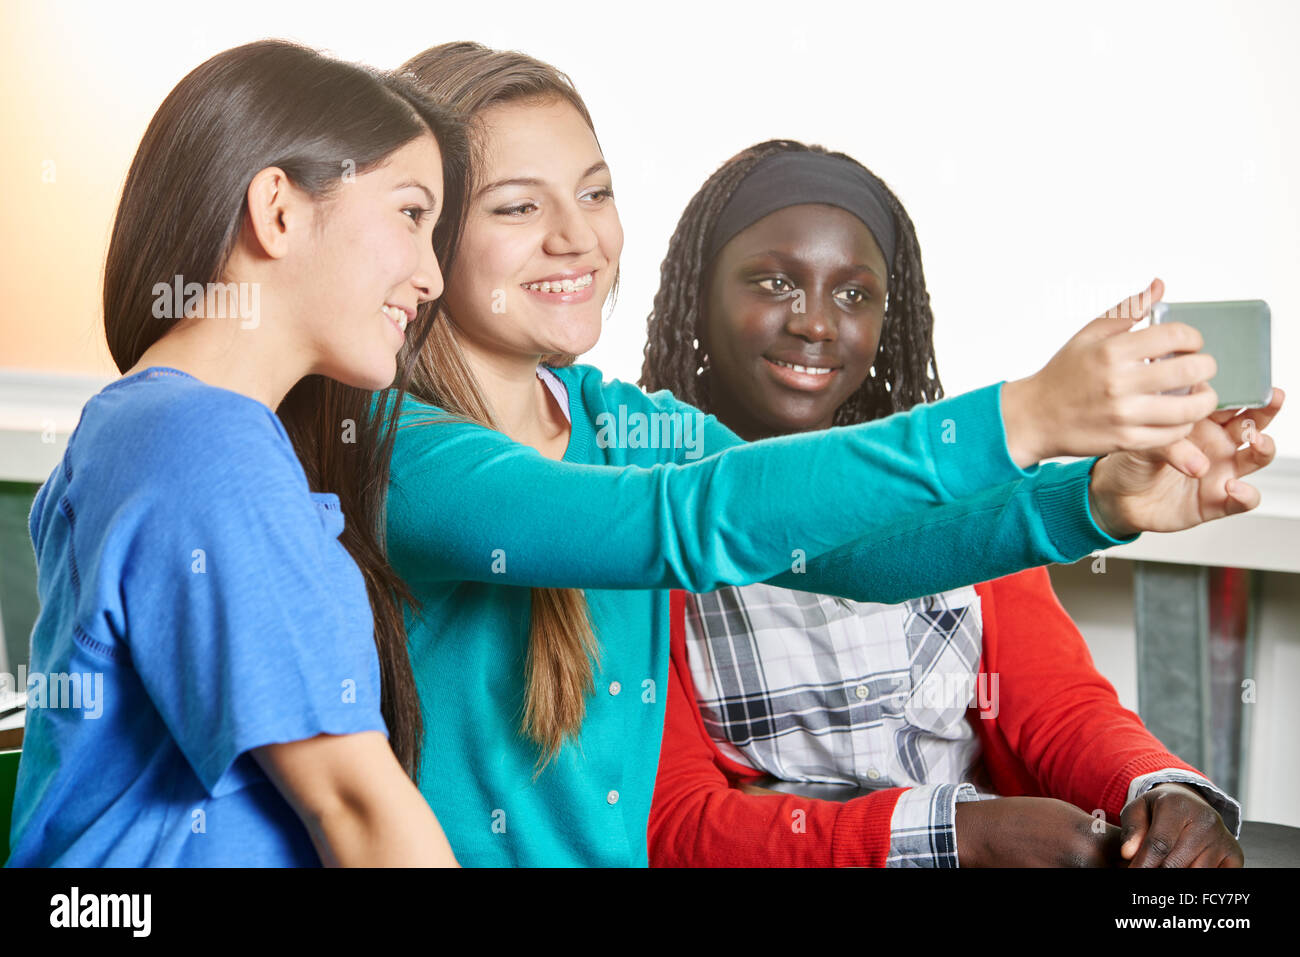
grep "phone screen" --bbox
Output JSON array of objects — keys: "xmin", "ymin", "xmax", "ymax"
[{"xmin": 1152, "ymin": 300, "xmax": 1272, "ymax": 409}]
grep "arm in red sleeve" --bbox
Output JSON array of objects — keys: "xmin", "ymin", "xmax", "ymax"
[
  {"xmin": 975, "ymin": 567, "xmax": 1206, "ymax": 821},
  {"xmin": 647, "ymin": 590, "xmax": 903, "ymax": 867}
]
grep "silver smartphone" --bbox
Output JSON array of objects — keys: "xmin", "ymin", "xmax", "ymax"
[{"xmin": 1151, "ymin": 300, "xmax": 1272, "ymax": 409}]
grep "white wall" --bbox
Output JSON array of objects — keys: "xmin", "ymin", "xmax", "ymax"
[{"xmin": 6, "ymin": 0, "xmax": 1296, "ymax": 451}]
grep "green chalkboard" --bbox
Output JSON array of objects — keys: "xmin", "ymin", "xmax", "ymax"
[
  {"xmin": 0, "ymin": 482, "xmax": 41, "ymax": 674},
  {"xmin": 0, "ymin": 747, "xmax": 19, "ymax": 864}
]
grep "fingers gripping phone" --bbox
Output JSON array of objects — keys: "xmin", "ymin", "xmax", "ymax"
[{"xmin": 1152, "ymin": 300, "xmax": 1273, "ymax": 409}]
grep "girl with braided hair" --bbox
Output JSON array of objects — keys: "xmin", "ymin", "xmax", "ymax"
[
  {"xmin": 639, "ymin": 139, "xmax": 941, "ymax": 426},
  {"xmin": 642, "ymin": 139, "xmax": 1283, "ymax": 867},
  {"xmin": 376, "ymin": 43, "xmax": 1271, "ymax": 867}
]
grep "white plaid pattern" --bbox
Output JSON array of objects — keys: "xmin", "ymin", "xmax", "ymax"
[
  {"xmin": 685, "ymin": 582, "xmax": 985, "ymax": 788},
  {"xmin": 684, "ymin": 581, "xmax": 986, "ymax": 866}
]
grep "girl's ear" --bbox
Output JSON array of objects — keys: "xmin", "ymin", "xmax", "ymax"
[{"xmin": 244, "ymin": 166, "xmax": 303, "ymax": 260}]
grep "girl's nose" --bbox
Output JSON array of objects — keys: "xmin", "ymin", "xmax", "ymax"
[
  {"xmin": 542, "ymin": 201, "xmax": 599, "ymax": 256},
  {"xmin": 786, "ymin": 293, "xmax": 837, "ymax": 341},
  {"xmin": 414, "ymin": 245, "xmax": 444, "ymax": 303}
]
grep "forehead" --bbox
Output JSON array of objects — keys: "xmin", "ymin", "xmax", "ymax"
[
  {"xmin": 475, "ymin": 98, "xmax": 602, "ymax": 176},
  {"xmin": 368, "ymin": 133, "xmax": 444, "ymax": 189},
  {"xmin": 724, "ymin": 203, "xmax": 885, "ymax": 268}
]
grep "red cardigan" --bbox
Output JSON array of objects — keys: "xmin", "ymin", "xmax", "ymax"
[{"xmin": 648, "ymin": 566, "xmax": 1205, "ymax": 867}]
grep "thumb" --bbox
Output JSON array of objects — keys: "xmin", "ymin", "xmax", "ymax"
[
  {"xmin": 1119, "ymin": 796, "xmax": 1152, "ymax": 860},
  {"xmin": 1075, "ymin": 278, "xmax": 1165, "ymax": 345}
]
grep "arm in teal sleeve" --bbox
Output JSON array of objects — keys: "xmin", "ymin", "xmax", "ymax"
[
  {"xmin": 634, "ymin": 383, "xmax": 1136, "ymax": 604},
  {"xmin": 385, "ymin": 383, "xmax": 1084, "ymax": 595},
  {"xmin": 765, "ymin": 458, "xmax": 1137, "ymax": 604}
]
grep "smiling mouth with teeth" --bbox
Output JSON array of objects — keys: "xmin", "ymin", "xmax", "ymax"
[
  {"xmin": 766, "ymin": 358, "xmax": 836, "ymax": 375},
  {"xmin": 521, "ymin": 273, "xmax": 594, "ymax": 293},
  {"xmin": 381, "ymin": 304, "xmax": 410, "ymax": 334}
]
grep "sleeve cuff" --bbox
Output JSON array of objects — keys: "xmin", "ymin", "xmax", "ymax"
[
  {"xmin": 886, "ymin": 782, "xmax": 978, "ymax": 868},
  {"xmin": 1127, "ymin": 769, "xmax": 1243, "ymax": 838},
  {"xmin": 204, "ymin": 711, "xmax": 390, "ymax": 799},
  {"xmin": 1031, "ymin": 457, "xmax": 1141, "ymax": 562}
]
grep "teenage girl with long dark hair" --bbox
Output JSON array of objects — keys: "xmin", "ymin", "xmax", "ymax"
[{"xmin": 6, "ymin": 40, "xmax": 467, "ymax": 866}]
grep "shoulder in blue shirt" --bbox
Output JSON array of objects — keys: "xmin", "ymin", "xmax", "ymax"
[{"xmin": 7, "ymin": 368, "xmax": 386, "ymax": 867}]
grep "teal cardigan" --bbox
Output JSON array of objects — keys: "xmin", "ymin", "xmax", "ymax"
[{"xmin": 383, "ymin": 364, "xmax": 1133, "ymax": 866}]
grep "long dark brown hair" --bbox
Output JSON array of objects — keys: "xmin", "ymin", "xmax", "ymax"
[
  {"xmin": 396, "ymin": 41, "xmax": 610, "ymax": 771},
  {"xmin": 103, "ymin": 38, "xmax": 469, "ymax": 780},
  {"xmin": 640, "ymin": 139, "xmax": 944, "ymax": 422}
]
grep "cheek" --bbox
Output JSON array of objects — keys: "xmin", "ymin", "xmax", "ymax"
[
  {"xmin": 599, "ymin": 211, "xmax": 624, "ymax": 261},
  {"xmin": 847, "ymin": 313, "xmax": 886, "ymax": 362},
  {"xmin": 446, "ymin": 234, "xmax": 527, "ymax": 321},
  {"xmin": 330, "ymin": 214, "xmax": 413, "ymax": 291},
  {"xmin": 740, "ymin": 304, "xmax": 778, "ymax": 338},
  {"xmin": 379, "ymin": 229, "xmax": 420, "ymax": 286},
  {"xmin": 713, "ymin": 305, "xmax": 776, "ymax": 367},
  {"xmin": 705, "ymin": 286, "xmax": 752, "ymax": 351},
  {"xmin": 464, "ymin": 227, "xmax": 531, "ymax": 288},
  {"xmin": 445, "ymin": 236, "xmax": 493, "ymax": 306},
  {"xmin": 730, "ymin": 299, "xmax": 785, "ymax": 350}
]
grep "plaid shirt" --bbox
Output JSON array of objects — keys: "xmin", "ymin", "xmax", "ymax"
[{"xmin": 683, "ymin": 580, "xmax": 1239, "ymax": 867}]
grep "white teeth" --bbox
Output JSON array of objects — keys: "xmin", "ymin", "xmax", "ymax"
[
  {"xmin": 770, "ymin": 358, "xmax": 833, "ymax": 375},
  {"xmin": 382, "ymin": 305, "xmax": 409, "ymax": 332},
  {"xmin": 523, "ymin": 272, "xmax": 593, "ymax": 292}
]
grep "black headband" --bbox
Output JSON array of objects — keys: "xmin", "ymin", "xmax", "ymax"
[{"xmin": 704, "ymin": 151, "xmax": 897, "ymax": 273}]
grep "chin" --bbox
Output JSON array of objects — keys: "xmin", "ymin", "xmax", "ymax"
[
  {"xmin": 765, "ymin": 399, "xmax": 833, "ymax": 433},
  {"xmin": 335, "ymin": 358, "xmax": 399, "ymax": 393},
  {"xmin": 542, "ymin": 325, "xmax": 602, "ymax": 358}
]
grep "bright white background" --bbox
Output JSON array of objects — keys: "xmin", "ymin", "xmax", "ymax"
[{"xmin": 3, "ymin": 0, "xmax": 1297, "ymax": 455}]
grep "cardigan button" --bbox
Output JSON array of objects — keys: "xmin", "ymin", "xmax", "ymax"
[
  {"xmin": 609, "ymin": 681, "xmax": 622, "ymax": 696},
  {"xmin": 607, "ymin": 790, "xmax": 620, "ymax": 805},
  {"xmin": 866, "ymin": 768, "xmax": 881, "ymax": 780},
  {"xmin": 855, "ymin": 685, "xmax": 869, "ymax": 700}
]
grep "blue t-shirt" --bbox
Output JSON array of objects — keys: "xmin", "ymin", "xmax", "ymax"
[{"xmin": 5, "ymin": 367, "xmax": 387, "ymax": 867}]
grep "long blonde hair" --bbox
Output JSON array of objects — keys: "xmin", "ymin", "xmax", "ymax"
[{"xmin": 398, "ymin": 42, "xmax": 609, "ymax": 770}]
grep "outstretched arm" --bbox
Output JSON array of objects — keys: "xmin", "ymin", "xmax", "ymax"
[{"xmin": 387, "ymin": 382, "xmax": 1042, "ymax": 596}]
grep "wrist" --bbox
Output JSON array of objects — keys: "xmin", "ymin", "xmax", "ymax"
[
  {"xmin": 1149, "ymin": 781, "xmax": 1208, "ymax": 802},
  {"xmin": 1000, "ymin": 377, "xmax": 1046, "ymax": 469},
  {"xmin": 954, "ymin": 800, "xmax": 985, "ymax": 868},
  {"xmin": 1088, "ymin": 456, "xmax": 1140, "ymax": 539}
]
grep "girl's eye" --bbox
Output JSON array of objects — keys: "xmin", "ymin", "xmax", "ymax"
[
  {"xmin": 403, "ymin": 205, "xmax": 432, "ymax": 225},
  {"xmin": 496, "ymin": 202, "xmax": 538, "ymax": 217},
  {"xmin": 837, "ymin": 287, "xmax": 870, "ymax": 305},
  {"xmin": 583, "ymin": 187, "xmax": 614, "ymax": 203},
  {"xmin": 756, "ymin": 277, "xmax": 794, "ymax": 294}
]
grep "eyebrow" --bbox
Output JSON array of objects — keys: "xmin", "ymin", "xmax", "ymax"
[
  {"xmin": 744, "ymin": 249, "xmax": 884, "ymax": 281},
  {"xmin": 475, "ymin": 161, "xmax": 609, "ymax": 198},
  {"xmin": 395, "ymin": 180, "xmax": 437, "ymax": 207}
]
